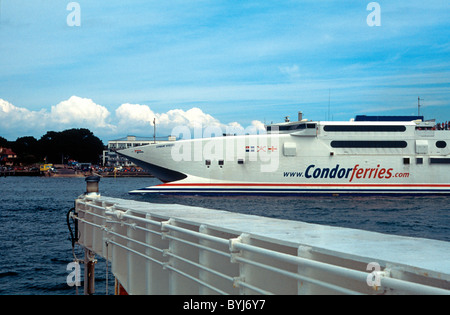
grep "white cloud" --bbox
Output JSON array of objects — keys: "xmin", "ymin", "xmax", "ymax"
[
  {"xmin": 250, "ymin": 120, "xmax": 266, "ymax": 132},
  {"xmin": 116, "ymin": 103, "xmax": 231, "ymax": 132},
  {"xmin": 0, "ymin": 99, "xmax": 47, "ymax": 133},
  {"xmin": 279, "ymin": 65, "xmax": 301, "ymax": 79},
  {"xmin": 1, "ymin": 96, "xmax": 116, "ymax": 140},
  {"xmin": 50, "ymin": 96, "xmax": 114, "ymax": 129},
  {"xmin": 112, "ymin": 101, "xmax": 267, "ymax": 139},
  {"xmin": 115, "ymin": 103, "xmax": 156, "ymax": 125},
  {"xmin": 0, "ymin": 96, "xmax": 265, "ymax": 141},
  {"xmin": 167, "ymin": 107, "xmax": 221, "ymax": 129}
]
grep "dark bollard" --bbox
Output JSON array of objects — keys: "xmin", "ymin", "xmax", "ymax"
[
  {"xmin": 84, "ymin": 249, "xmax": 97, "ymax": 295},
  {"xmin": 85, "ymin": 175, "xmax": 101, "ymax": 197}
]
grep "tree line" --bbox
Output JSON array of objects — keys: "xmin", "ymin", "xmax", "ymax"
[{"xmin": 0, "ymin": 128, "xmax": 105, "ymax": 165}]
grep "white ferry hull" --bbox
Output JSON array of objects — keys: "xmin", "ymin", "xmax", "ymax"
[
  {"xmin": 119, "ymin": 118, "xmax": 450, "ymax": 196},
  {"xmin": 129, "ymin": 183, "xmax": 450, "ymax": 195}
]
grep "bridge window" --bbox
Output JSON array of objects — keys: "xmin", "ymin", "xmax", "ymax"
[
  {"xmin": 330, "ymin": 141, "xmax": 408, "ymax": 148},
  {"xmin": 267, "ymin": 123, "xmax": 316, "ymax": 132},
  {"xmin": 430, "ymin": 158, "xmax": 450, "ymax": 164},
  {"xmin": 324, "ymin": 125, "xmax": 406, "ymax": 132}
]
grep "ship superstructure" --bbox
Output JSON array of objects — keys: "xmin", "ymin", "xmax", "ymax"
[{"xmin": 117, "ymin": 114, "xmax": 450, "ymax": 195}]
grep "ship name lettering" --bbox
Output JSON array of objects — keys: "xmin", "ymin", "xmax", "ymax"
[
  {"xmin": 300, "ymin": 164, "xmax": 396, "ymax": 182},
  {"xmin": 305, "ymin": 164, "xmax": 352, "ymax": 179}
]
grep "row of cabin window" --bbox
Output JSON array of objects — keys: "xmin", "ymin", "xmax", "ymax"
[
  {"xmin": 205, "ymin": 159, "xmax": 245, "ymax": 167},
  {"xmin": 404, "ymin": 157, "xmax": 450, "ymax": 164},
  {"xmin": 204, "ymin": 157, "xmax": 450, "ymax": 166},
  {"xmin": 330, "ymin": 140, "xmax": 447, "ymax": 149},
  {"xmin": 205, "ymin": 160, "xmax": 223, "ymax": 166}
]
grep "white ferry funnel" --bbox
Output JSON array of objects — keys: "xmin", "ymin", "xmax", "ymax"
[{"xmin": 85, "ymin": 175, "xmax": 101, "ymax": 197}]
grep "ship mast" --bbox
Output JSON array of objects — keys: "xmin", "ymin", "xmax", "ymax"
[
  {"xmin": 153, "ymin": 117, "xmax": 156, "ymax": 144},
  {"xmin": 418, "ymin": 96, "xmax": 424, "ymax": 116}
]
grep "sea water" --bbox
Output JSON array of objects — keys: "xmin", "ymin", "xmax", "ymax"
[{"xmin": 0, "ymin": 176, "xmax": 449, "ymax": 294}]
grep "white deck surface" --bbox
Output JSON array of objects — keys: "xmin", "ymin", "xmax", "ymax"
[{"xmin": 100, "ymin": 196, "xmax": 450, "ymax": 280}]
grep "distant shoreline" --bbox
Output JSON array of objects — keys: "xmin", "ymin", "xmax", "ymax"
[
  {"xmin": 1, "ymin": 171, "xmax": 154, "ymax": 178},
  {"xmin": 53, "ymin": 174, "xmax": 155, "ymax": 178}
]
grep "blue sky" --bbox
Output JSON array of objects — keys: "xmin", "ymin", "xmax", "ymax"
[{"xmin": 0, "ymin": 0, "xmax": 449, "ymax": 141}]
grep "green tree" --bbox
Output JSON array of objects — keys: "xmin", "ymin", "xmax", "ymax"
[
  {"xmin": 0, "ymin": 136, "xmax": 10, "ymax": 148},
  {"xmin": 38, "ymin": 129, "xmax": 104, "ymax": 164},
  {"xmin": 11, "ymin": 136, "xmax": 40, "ymax": 164}
]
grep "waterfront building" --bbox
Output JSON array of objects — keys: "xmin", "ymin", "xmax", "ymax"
[
  {"xmin": 0, "ymin": 147, "xmax": 17, "ymax": 166},
  {"xmin": 102, "ymin": 135, "xmax": 176, "ymax": 167}
]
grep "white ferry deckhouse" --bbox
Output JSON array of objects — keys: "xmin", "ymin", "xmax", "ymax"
[{"xmin": 117, "ymin": 113, "xmax": 450, "ymax": 195}]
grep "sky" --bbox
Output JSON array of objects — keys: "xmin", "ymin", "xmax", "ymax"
[{"xmin": 0, "ymin": 0, "xmax": 449, "ymax": 142}]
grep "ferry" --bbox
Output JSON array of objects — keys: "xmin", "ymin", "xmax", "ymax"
[{"xmin": 117, "ymin": 113, "xmax": 450, "ymax": 195}]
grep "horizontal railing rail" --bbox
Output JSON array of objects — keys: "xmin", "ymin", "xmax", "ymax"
[{"xmin": 74, "ymin": 196, "xmax": 450, "ymax": 295}]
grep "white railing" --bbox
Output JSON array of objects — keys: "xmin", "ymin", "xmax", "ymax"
[{"xmin": 73, "ymin": 195, "xmax": 450, "ymax": 295}]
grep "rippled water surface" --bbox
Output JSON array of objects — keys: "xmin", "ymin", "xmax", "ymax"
[{"xmin": 1, "ymin": 176, "xmax": 449, "ymax": 294}]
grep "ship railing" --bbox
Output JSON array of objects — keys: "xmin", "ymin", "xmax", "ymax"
[{"xmin": 73, "ymin": 196, "xmax": 450, "ymax": 295}]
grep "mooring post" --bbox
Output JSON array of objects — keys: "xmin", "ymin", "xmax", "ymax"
[
  {"xmin": 84, "ymin": 249, "xmax": 97, "ymax": 295},
  {"xmin": 85, "ymin": 175, "xmax": 101, "ymax": 197},
  {"xmin": 82, "ymin": 176, "xmax": 100, "ymax": 294}
]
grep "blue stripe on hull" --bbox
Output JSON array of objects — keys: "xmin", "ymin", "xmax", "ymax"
[{"xmin": 129, "ymin": 187, "xmax": 450, "ymax": 196}]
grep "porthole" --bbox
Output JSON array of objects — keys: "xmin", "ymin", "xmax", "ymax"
[{"xmin": 436, "ymin": 141, "xmax": 447, "ymax": 148}]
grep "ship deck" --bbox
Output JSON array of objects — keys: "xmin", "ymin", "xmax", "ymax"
[{"xmin": 73, "ymin": 194, "xmax": 450, "ymax": 294}]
